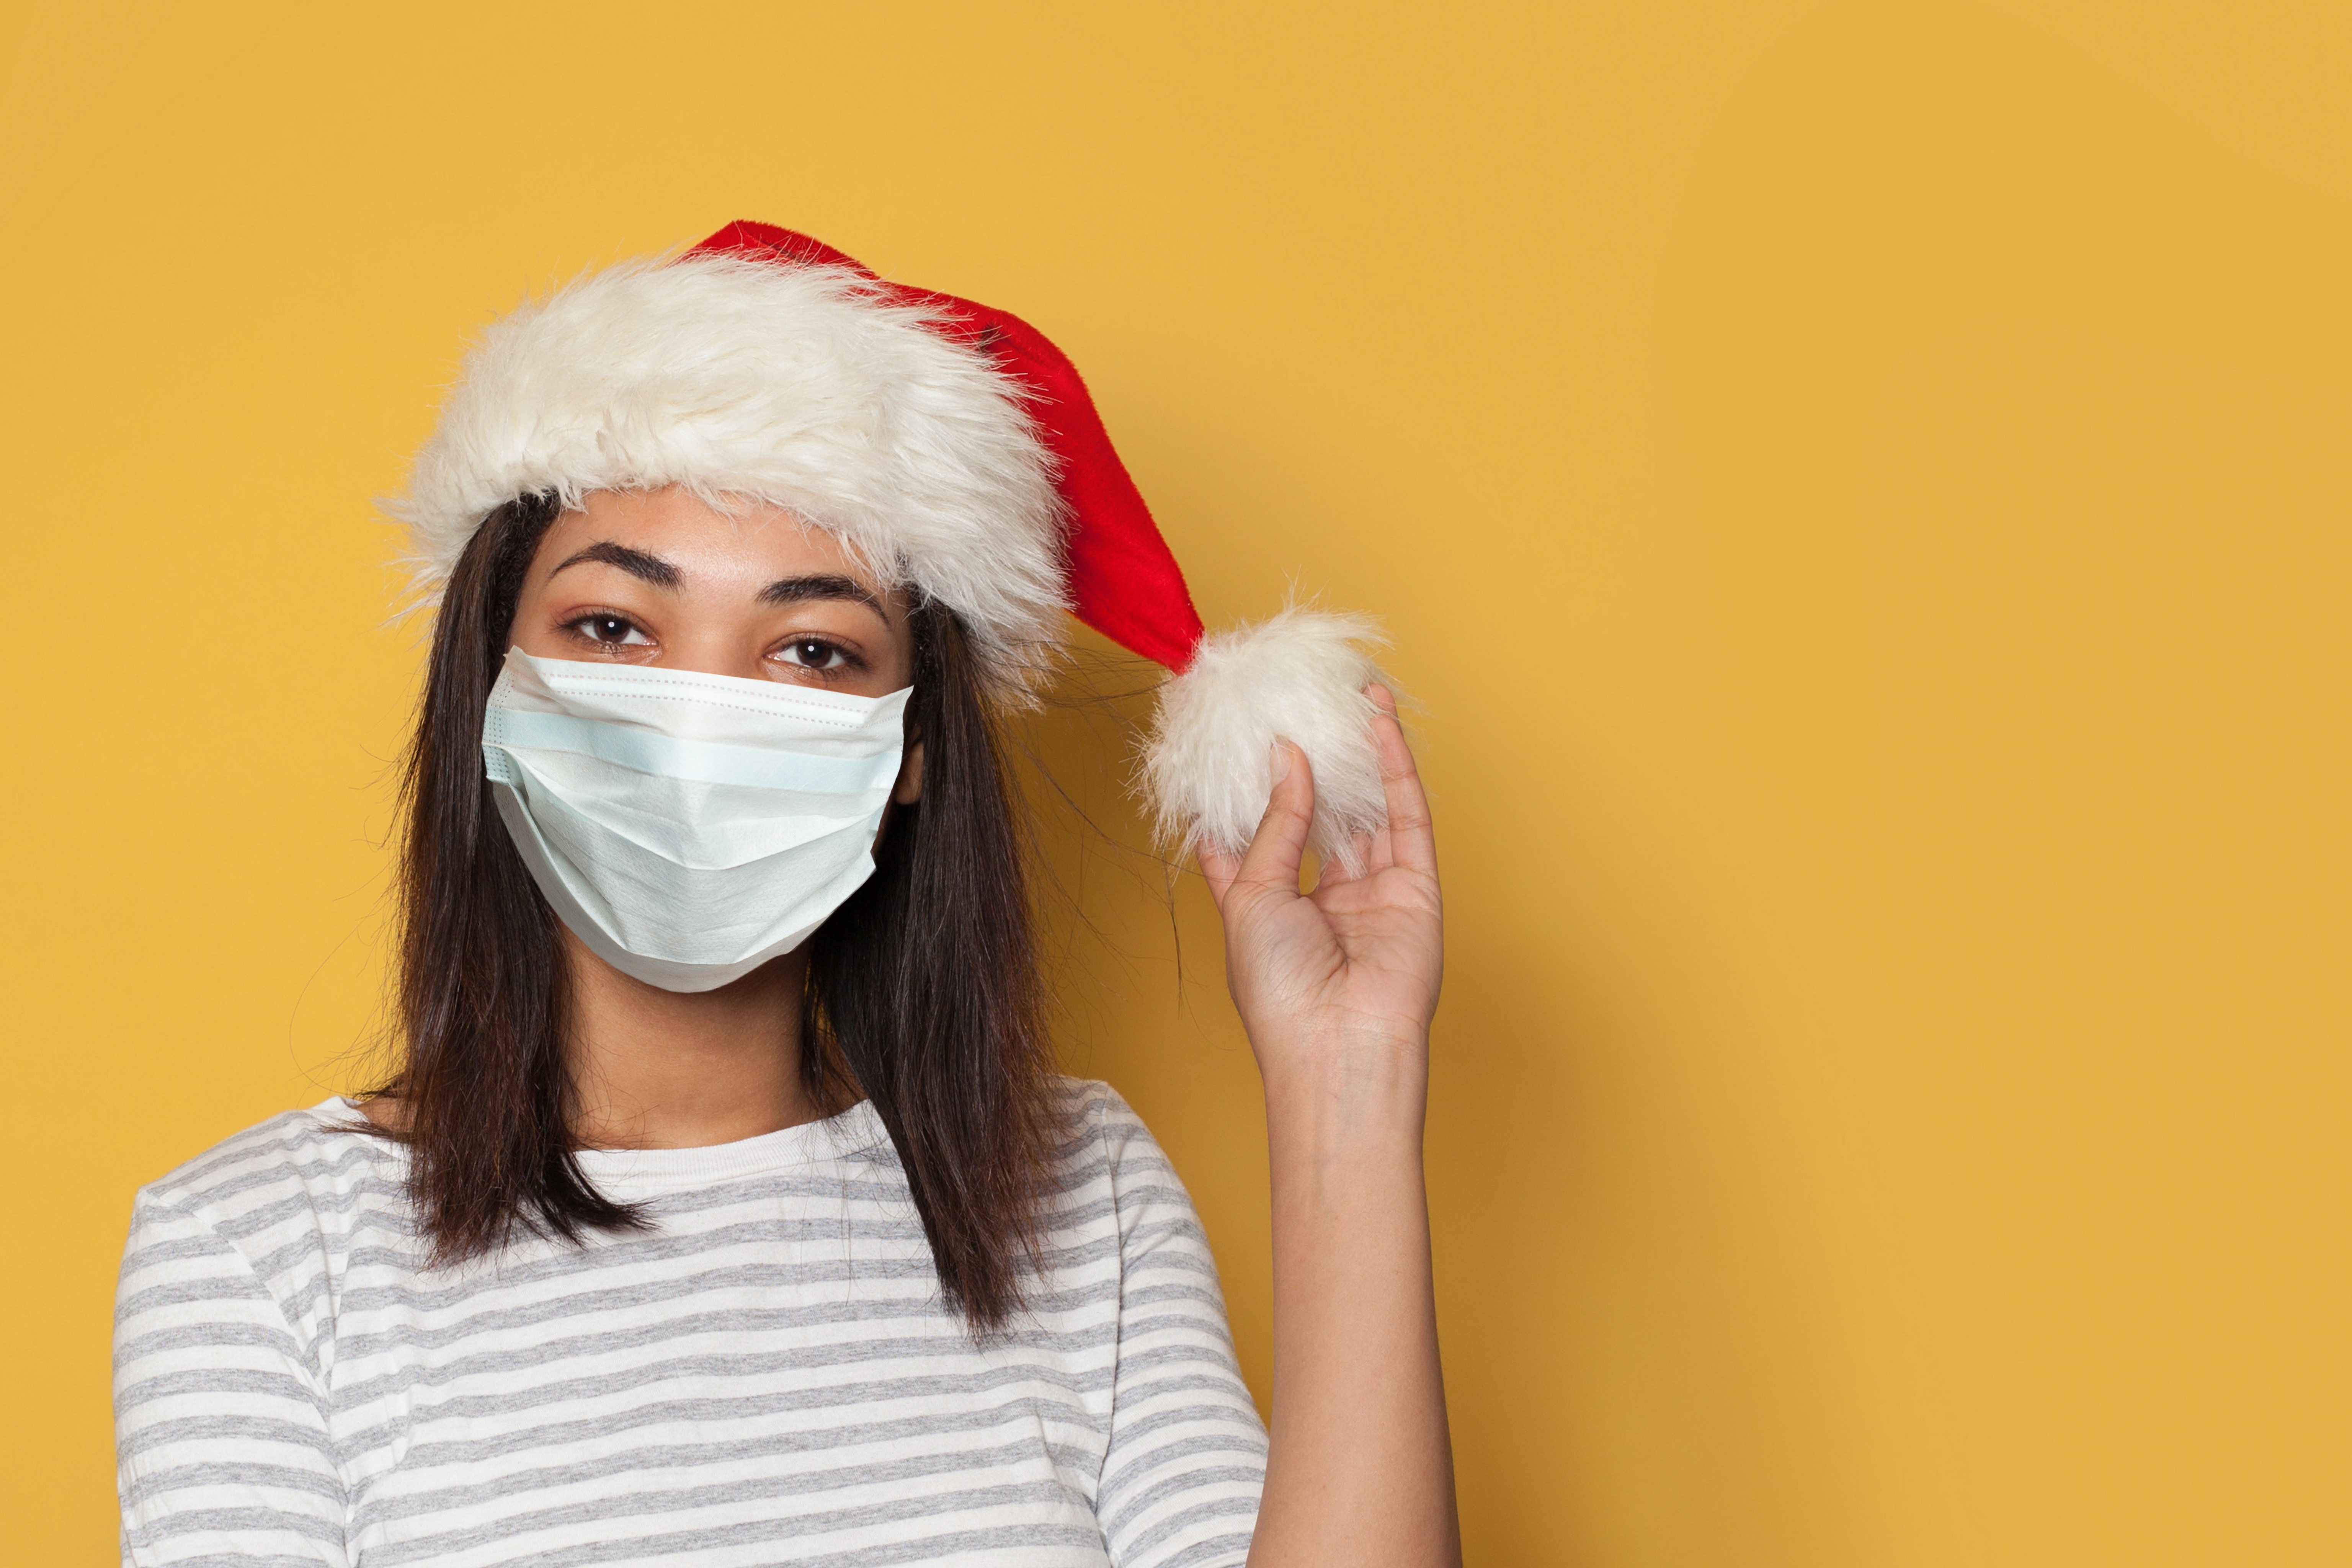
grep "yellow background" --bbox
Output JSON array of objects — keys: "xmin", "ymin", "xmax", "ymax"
[{"xmin": 5, "ymin": 2, "xmax": 2346, "ymax": 1562}]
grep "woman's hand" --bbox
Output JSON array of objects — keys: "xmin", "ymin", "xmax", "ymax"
[
  {"xmin": 1197, "ymin": 684, "xmax": 1443, "ymax": 1082},
  {"xmin": 1198, "ymin": 684, "xmax": 1462, "ymax": 1568}
]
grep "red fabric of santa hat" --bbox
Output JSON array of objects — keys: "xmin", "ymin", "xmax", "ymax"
[{"xmin": 393, "ymin": 220, "xmax": 1396, "ymax": 866}]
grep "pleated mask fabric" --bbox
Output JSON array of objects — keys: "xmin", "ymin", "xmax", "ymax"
[{"xmin": 482, "ymin": 648, "xmax": 908, "ymax": 991}]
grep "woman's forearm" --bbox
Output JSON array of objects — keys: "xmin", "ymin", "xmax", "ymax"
[
  {"xmin": 1196, "ymin": 707, "xmax": 1455, "ymax": 1563},
  {"xmin": 1247, "ymin": 1039, "xmax": 1461, "ymax": 1568}
]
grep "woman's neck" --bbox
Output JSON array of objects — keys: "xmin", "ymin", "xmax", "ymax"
[{"xmin": 559, "ymin": 929, "xmax": 822, "ymax": 1150}]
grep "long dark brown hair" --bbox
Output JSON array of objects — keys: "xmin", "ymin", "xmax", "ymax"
[{"xmin": 379, "ymin": 492, "xmax": 1063, "ymax": 1331}]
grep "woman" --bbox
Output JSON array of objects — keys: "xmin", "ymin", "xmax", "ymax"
[{"xmin": 114, "ymin": 223, "xmax": 1457, "ymax": 1567}]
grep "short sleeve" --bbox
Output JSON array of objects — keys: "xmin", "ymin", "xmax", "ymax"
[
  {"xmin": 1089, "ymin": 1089, "xmax": 1267, "ymax": 1568},
  {"xmin": 114, "ymin": 1189, "xmax": 349, "ymax": 1568}
]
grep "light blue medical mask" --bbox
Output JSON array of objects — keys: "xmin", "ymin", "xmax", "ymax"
[{"xmin": 482, "ymin": 648, "xmax": 909, "ymax": 992}]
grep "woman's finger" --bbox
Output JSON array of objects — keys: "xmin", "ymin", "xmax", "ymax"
[
  {"xmin": 1366, "ymin": 684, "xmax": 1437, "ymax": 875},
  {"xmin": 1230, "ymin": 738, "xmax": 1316, "ymax": 910}
]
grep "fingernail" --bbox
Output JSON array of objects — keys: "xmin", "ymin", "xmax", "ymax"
[{"xmin": 1268, "ymin": 739, "xmax": 1290, "ymax": 784}]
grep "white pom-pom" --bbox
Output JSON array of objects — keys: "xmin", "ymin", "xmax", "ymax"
[{"xmin": 1143, "ymin": 607, "xmax": 1395, "ymax": 873}]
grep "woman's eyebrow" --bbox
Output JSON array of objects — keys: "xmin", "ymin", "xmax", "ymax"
[
  {"xmin": 760, "ymin": 573, "xmax": 885, "ymax": 614},
  {"xmin": 550, "ymin": 541, "xmax": 682, "ymax": 588}
]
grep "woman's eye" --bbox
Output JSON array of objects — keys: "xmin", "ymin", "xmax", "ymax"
[
  {"xmin": 777, "ymin": 639, "xmax": 848, "ymax": 670},
  {"xmin": 574, "ymin": 615, "xmax": 651, "ymax": 646}
]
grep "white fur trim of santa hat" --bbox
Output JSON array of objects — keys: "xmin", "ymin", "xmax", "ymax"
[{"xmin": 389, "ymin": 254, "xmax": 1068, "ymax": 694}]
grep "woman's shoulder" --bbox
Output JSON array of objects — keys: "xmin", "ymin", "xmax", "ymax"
[
  {"xmin": 1049, "ymin": 1076, "xmax": 1195, "ymax": 1197},
  {"xmin": 1052, "ymin": 1074, "xmax": 1154, "ymax": 1153},
  {"xmin": 133, "ymin": 1096, "xmax": 399, "ymax": 1237},
  {"xmin": 118, "ymin": 1101, "xmax": 403, "ymax": 1384}
]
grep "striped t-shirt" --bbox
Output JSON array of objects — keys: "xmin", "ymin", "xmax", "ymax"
[{"xmin": 113, "ymin": 1079, "xmax": 1266, "ymax": 1568}]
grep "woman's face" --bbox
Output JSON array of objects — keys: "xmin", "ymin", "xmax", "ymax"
[{"xmin": 510, "ymin": 485, "xmax": 924, "ymax": 799}]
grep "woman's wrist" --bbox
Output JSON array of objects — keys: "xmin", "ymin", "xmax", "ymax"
[{"xmin": 1254, "ymin": 1027, "xmax": 1431, "ymax": 1148}]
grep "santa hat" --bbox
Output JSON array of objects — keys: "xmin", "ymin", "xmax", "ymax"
[{"xmin": 394, "ymin": 220, "xmax": 1393, "ymax": 865}]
